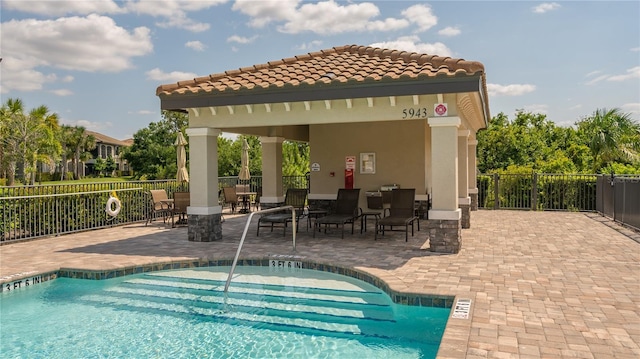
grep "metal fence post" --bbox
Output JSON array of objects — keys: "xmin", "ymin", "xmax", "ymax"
[
  {"xmin": 494, "ymin": 173, "xmax": 499, "ymax": 209},
  {"xmin": 531, "ymin": 172, "xmax": 538, "ymax": 210}
]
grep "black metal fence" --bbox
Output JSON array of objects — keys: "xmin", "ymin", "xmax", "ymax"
[
  {"xmin": 477, "ymin": 173, "xmax": 597, "ymax": 211},
  {"xmin": 478, "ymin": 173, "xmax": 639, "ymax": 231},
  {"xmin": 0, "ymin": 176, "xmax": 308, "ymax": 243},
  {"xmin": 596, "ymin": 175, "xmax": 640, "ymax": 231}
]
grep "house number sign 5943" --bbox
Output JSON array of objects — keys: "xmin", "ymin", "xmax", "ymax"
[{"xmin": 402, "ymin": 108, "xmax": 428, "ymax": 119}]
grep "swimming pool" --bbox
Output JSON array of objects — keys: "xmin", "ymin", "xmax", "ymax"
[{"xmin": 1, "ymin": 266, "xmax": 450, "ymax": 358}]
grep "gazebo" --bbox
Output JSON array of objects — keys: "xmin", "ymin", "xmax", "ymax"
[{"xmin": 156, "ymin": 45, "xmax": 490, "ymax": 253}]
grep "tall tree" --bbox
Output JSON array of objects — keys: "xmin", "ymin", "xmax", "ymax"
[
  {"xmin": 0, "ymin": 98, "xmax": 25, "ymax": 185},
  {"xmin": 282, "ymin": 141, "xmax": 309, "ymax": 175},
  {"xmin": 121, "ymin": 111, "xmax": 188, "ymax": 179},
  {"xmin": 58, "ymin": 125, "xmax": 77, "ymax": 180},
  {"xmin": 66, "ymin": 126, "xmax": 96, "ymax": 180},
  {"xmin": 575, "ymin": 108, "xmax": 640, "ymax": 173},
  {"xmin": 0, "ymin": 98, "xmax": 61, "ymax": 185},
  {"xmin": 477, "ymin": 111, "xmax": 582, "ymax": 173}
]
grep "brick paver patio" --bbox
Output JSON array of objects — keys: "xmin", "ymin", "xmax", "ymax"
[{"xmin": 1, "ymin": 210, "xmax": 638, "ymax": 358}]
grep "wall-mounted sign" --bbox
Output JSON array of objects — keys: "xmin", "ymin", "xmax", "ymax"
[
  {"xmin": 311, "ymin": 162, "xmax": 321, "ymax": 172},
  {"xmin": 345, "ymin": 156, "xmax": 356, "ymax": 170},
  {"xmin": 360, "ymin": 152, "xmax": 376, "ymax": 174},
  {"xmin": 434, "ymin": 103, "xmax": 448, "ymax": 117}
]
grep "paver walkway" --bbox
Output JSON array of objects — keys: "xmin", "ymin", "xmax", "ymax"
[{"xmin": 1, "ymin": 210, "xmax": 638, "ymax": 358}]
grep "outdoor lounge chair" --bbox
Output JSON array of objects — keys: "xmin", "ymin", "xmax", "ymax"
[
  {"xmin": 375, "ymin": 188, "xmax": 419, "ymax": 242},
  {"xmin": 222, "ymin": 186, "xmax": 239, "ymax": 213},
  {"xmin": 313, "ymin": 188, "xmax": 361, "ymax": 239},
  {"xmin": 146, "ymin": 189, "xmax": 172, "ymax": 226},
  {"xmin": 256, "ymin": 188, "xmax": 308, "ymax": 236}
]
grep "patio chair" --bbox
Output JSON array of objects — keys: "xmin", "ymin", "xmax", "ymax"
[
  {"xmin": 146, "ymin": 189, "xmax": 172, "ymax": 226},
  {"xmin": 222, "ymin": 186, "xmax": 239, "ymax": 213},
  {"xmin": 257, "ymin": 188, "xmax": 308, "ymax": 236},
  {"xmin": 170, "ymin": 192, "xmax": 190, "ymax": 228},
  {"xmin": 375, "ymin": 188, "xmax": 419, "ymax": 242},
  {"xmin": 253, "ymin": 187, "xmax": 262, "ymax": 211},
  {"xmin": 313, "ymin": 188, "xmax": 361, "ymax": 239}
]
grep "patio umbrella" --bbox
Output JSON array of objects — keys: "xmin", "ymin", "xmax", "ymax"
[
  {"xmin": 175, "ymin": 132, "xmax": 189, "ymax": 183},
  {"xmin": 239, "ymin": 138, "xmax": 251, "ymax": 181}
]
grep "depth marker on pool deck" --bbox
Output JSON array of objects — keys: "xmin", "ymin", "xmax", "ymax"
[{"xmin": 451, "ymin": 298, "xmax": 472, "ymax": 319}]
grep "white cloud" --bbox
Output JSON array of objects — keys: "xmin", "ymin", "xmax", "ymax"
[
  {"xmin": 280, "ymin": 1, "xmax": 400, "ymax": 34},
  {"xmin": 2, "ymin": 0, "xmax": 125, "ymax": 16},
  {"xmin": 60, "ymin": 118, "xmax": 113, "ymax": 132},
  {"xmin": 61, "ymin": 75, "xmax": 75, "ymax": 83},
  {"xmin": 607, "ymin": 66, "xmax": 640, "ymax": 82},
  {"xmin": 487, "ymin": 84, "xmax": 537, "ymax": 97},
  {"xmin": 185, "ymin": 41, "xmax": 206, "ymax": 51},
  {"xmin": 227, "ymin": 35, "xmax": 257, "ymax": 44},
  {"xmin": 3, "ymin": 0, "xmax": 226, "ymax": 32},
  {"xmin": 233, "ymin": 0, "xmax": 407, "ymax": 35},
  {"xmin": 631, "ymin": 47, "xmax": 640, "ymax": 52},
  {"xmin": 232, "ymin": 0, "xmax": 300, "ymax": 28},
  {"xmin": 297, "ymin": 40, "xmax": 324, "ymax": 51},
  {"xmin": 585, "ymin": 70, "xmax": 602, "ymax": 78},
  {"xmin": 129, "ymin": 110, "xmax": 155, "ymax": 115},
  {"xmin": 585, "ymin": 74, "xmax": 609, "ymax": 85},
  {"xmin": 1, "ymin": 15, "xmax": 152, "ymax": 93},
  {"xmin": 125, "ymin": 0, "xmax": 228, "ymax": 32},
  {"xmin": 621, "ymin": 103, "xmax": 640, "ymax": 116},
  {"xmin": 401, "ymin": 4, "xmax": 437, "ymax": 32},
  {"xmin": 532, "ymin": 3, "xmax": 561, "ymax": 14},
  {"xmin": 522, "ymin": 104, "xmax": 548, "ymax": 114},
  {"xmin": 146, "ymin": 68, "xmax": 199, "ymax": 82},
  {"xmin": 438, "ymin": 26, "xmax": 461, "ymax": 37},
  {"xmin": 586, "ymin": 67, "xmax": 640, "ymax": 85},
  {"xmin": 369, "ymin": 36, "xmax": 453, "ymax": 57},
  {"xmin": 50, "ymin": 89, "xmax": 74, "ymax": 96},
  {"xmin": 155, "ymin": 14, "xmax": 210, "ymax": 32}
]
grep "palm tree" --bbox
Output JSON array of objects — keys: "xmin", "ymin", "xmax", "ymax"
[
  {"xmin": 0, "ymin": 98, "xmax": 25, "ymax": 185},
  {"xmin": 576, "ymin": 108, "xmax": 640, "ymax": 173},
  {"xmin": 24, "ymin": 105, "xmax": 61, "ymax": 184},
  {"xmin": 66, "ymin": 127, "xmax": 96, "ymax": 180},
  {"xmin": 58, "ymin": 125, "xmax": 78, "ymax": 180}
]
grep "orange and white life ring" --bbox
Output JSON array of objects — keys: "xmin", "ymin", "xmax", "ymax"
[{"xmin": 106, "ymin": 196, "xmax": 121, "ymax": 217}]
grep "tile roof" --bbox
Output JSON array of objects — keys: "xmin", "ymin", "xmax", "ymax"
[
  {"xmin": 156, "ymin": 44, "xmax": 486, "ymax": 97},
  {"xmin": 86, "ymin": 130, "xmax": 130, "ymax": 147}
]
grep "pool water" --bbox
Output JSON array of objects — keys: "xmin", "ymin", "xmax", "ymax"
[{"xmin": 1, "ymin": 267, "xmax": 450, "ymax": 358}]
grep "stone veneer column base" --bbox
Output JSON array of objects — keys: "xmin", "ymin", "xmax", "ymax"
[
  {"xmin": 470, "ymin": 192, "xmax": 478, "ymax": 211},
  {"xmin": 188, "ymin": 214, "xmax": 222, "ymax": 242},
  {"xmin": 460, "ymin": 204, "xmax": 470, "ymax": 229},
  {"xmin": 426, "ymin": 219, "xmax": 462, "ymax": 253}
]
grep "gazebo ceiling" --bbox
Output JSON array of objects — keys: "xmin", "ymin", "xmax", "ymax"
[{"xmin": 156, "ymin": 44, "xmax": 490, "ymax": 129}]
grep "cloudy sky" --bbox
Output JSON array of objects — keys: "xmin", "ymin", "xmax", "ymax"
[{"xmin": 1, "ymin": 0, "xmax": 638, "ymax": 140}]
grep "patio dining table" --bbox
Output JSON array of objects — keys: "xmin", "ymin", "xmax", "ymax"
[{"xmin": 236, "ymin": 192, "xmax": 256, "ymax": 214}]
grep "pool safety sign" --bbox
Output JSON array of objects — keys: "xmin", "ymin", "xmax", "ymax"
[
  {"xmin": 452, "ymin": 298, "xmax": 472, "ymax": 319},
  {"xmin": 345, "ymin": 156, "xmax": 356, "ymax": 170}
]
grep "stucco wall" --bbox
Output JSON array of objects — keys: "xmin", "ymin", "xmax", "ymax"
[{"xmin": 309, "ymin": 119, "xmax": 431, "ymax": 209}]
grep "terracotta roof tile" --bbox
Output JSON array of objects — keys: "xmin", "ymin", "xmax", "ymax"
[{"xmin": 156, "ymin": 44, "xmax": 486, "ymax": 96}]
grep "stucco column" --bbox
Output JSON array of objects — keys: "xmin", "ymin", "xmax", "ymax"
[
  {"xmin": 260, "ymin": 136, "xmax": 285, "ymax": 208},
  {"xmin": 427, "ymin": 116, "xmax": 462, "ymax": 253},
  {"xmin": 458, "ymin": 130, "xmax": 471, "ymax": 229},
  {"xmin": 185, "ymin": 127, "xmax": 222, "ymax": 242},
  {"xmin": 468, "ymin": 139, "xmax": 479, "ymax": 211}
]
